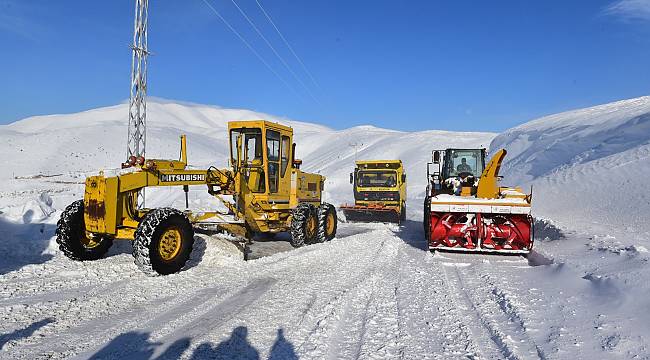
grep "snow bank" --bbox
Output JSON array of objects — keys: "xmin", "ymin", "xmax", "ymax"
[
  {"xmin": 0, "ymin": 193, "xmax": 57, "ymax": 270},
  {"xmin": 491, "ymin": 96, "xmax": 650, "ymax": 239}
]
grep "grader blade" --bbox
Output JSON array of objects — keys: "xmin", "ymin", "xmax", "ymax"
[{"xmin": 341, "ymin": 204, "xmax": 401, "ymax": 224}]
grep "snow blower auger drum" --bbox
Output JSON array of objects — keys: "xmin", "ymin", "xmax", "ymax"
[
  {"xmin": 340, "ymin": 160, "xmax": 407, "ymax": 224},
  {"xmin": 424, "ymin": 148, "xmax": 533, "ymax": 254},
  {"xmin": 55, "ymin": 120, "xmax": 337, "ymax": 275}
]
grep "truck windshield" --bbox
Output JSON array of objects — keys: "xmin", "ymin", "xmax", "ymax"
[
  {"xmin": 448, "ymin": 149, "xmax": 484, "ymax": 177},
  {"xmin": 357, "ymin": 170, "xmax": 397, "ymax": 188}
]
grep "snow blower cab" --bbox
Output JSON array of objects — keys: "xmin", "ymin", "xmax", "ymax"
[
  {"xmin": 424, "ymin": 148, "xmax": 533, "ymax": 254},
  {"xmin": 341, "ymin": 160, "xmax": 407, "ymax": 223}
]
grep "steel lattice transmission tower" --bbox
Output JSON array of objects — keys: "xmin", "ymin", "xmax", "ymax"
[{"xmin": 127, "ymin": 0, "xmax": 149, "ymax": 161}]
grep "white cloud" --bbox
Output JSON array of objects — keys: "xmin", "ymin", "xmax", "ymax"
[{"xmin": 604, "ymin": 0, "xmax": 650, "ymax": 21}]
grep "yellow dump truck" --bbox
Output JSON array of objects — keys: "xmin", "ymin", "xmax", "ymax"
[{"xmin": 340, "ymin": 160, "xmax": 407, "ymax": 223}]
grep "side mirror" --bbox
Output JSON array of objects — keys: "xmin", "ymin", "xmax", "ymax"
[
  {"xmin": 349, "ymin": 173, "xmax": 354, "ymax": 184},
  {"xmin": 433, "ymin": 151, "xmax": 440, "ymax": 164},
  {"xmin": 401, "ymin": 174, "xmax": 406, "ymax": 183}
]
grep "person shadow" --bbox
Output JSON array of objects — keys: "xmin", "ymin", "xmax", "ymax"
[
  {"xmin": 88, "ymin": 326, "xmax": 296, "ymax": 360},
  {"xmin": 190, "ymin": 326, "xmax": 259, "ymax": 360},
  {"xmin": 268, "ymin": 328, "xmax": 297, "ymax": 360},
  {"xmin": 88, "ymin": 332, "xmax": 190, "ymax": 360}
]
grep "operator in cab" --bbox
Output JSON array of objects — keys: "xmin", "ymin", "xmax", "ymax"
[
  {"xmin": 385, "ymin": 174, "xmax": 396, "ymax": 187},
  {"xmin": 456, "ymin": 158, "xmax": 472, "ymax": 174}
]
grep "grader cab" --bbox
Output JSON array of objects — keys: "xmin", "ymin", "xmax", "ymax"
[{"xmin": 56, "ymin": 120, "xmax": 337, "ymax": 275}]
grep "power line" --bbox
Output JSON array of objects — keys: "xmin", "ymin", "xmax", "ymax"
[
  {"xmin": 200, "ymin": 0, "xmax": 303, "ymax": 100},
  {"xmin": 254, "ymin": 0, "xmax": 321, "ymax": 90},
  {"xmin": 228, "ymin": 0, "xmax": 319, "ymax": 104}
]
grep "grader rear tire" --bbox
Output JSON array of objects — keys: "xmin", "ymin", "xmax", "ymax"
[
  {"xmin": 316, "ymin": 203, "xmax": 337, "ymax": 243},
  {"xmin": 56, "ymin": 200, "xmax": 113, "ymax": 261},
  {"xmin": 133, "ymin": 208, "xmax": 194, "ymax": 276},
  {"xmin": 290, "ymin": 203, "xmax": 318, "ymax": 247}
]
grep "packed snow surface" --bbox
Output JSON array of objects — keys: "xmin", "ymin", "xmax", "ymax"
[{"xmin": 1, "ymin": 97, "xmax": 650, "ymax": 359}]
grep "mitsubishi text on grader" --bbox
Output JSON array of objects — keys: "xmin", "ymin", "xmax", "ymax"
[
  {"xmin": 424, "ymin": 148, "xmax": 533, "ymax": 254},
  {"xmin": 56, "ymin": 120, "xmax": 338, "ymax": 275}
]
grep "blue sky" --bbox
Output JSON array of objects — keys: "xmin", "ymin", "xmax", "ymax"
[{"xmin": 1, "ymin": 0, "xmax": 650, "ymax": 131}]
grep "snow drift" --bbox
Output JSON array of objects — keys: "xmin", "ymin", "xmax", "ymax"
[{"xmin": 491, "ymin": 96, "xmax": 650, "ymax": 239}]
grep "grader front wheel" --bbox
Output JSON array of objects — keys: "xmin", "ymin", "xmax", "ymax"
[
  {"xmin": 133, "ymin": 208, "xmax": 194, "ymax": 276},
  {"xmin": 56, "ymin": 200, "xmax": 113, "ymax": 261},
  {"xmin": 290, "ymin": 203, "xmax": 318, "ymax": 247}
]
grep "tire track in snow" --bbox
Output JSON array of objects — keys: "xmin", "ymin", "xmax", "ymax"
[
  {"xmin": 13, "ymin": 267, "xmax": 249, "ymax": 358},
  {"xmin": 68, "ymin": 277, "xmax": 277, "ymax": 360},
  {"xmin": 441, "ymin": 263, "xmax": 511, "ymax": 359},
  {"xmin": 442, "ymin": 262, "xmax": 545, "ymax": 360},
  {"xmin": 295, "ymin": 228, "xmax": 400, "ymax": 358},
  {"xmin": 394, "ymin": 246, "xmax": 479, "ymax": 359},
  {"xmin": 467, "ymin": 270, "xmax": 549, "ymax": 360},
  {"xmin": 324, "ymin": 245, "xmax": 402, "ymax": 360}
]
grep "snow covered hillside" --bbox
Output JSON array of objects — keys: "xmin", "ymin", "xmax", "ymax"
[
  {"xmin": 491, "ymin": 96, "xmax": 650, "ymax": 239},
  {"xmin": 0, "ymin": 98, "xmax": 495, "ymax": 216},
  {"xmin": 2, "ymin": 97, "xmax": 650, "ymax": 359}
]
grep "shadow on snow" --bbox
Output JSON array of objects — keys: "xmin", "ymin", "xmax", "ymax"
[
  {"xmin": 89, "ymin": 326, "xmax": 297, "ymax": 360},
  {"xmin": 0, "ymin": 318, "xmax": 55, "ymax": 351},
  {"xmin": 391, "ymin": 219, "xmax": 429, "ymax": 252},
  {"xmin": 0, "ymin": 216, "xmax": 55, "ymax": 275}
]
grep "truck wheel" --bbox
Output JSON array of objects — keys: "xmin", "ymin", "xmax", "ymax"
[
  {"xmin": 56, "ymin": 200, "xmax": 113, "ymax": 261},
  {"xmin": 400, "ymin": 202, "xmax": 407, "ymax": 222},
  {"xmin": 290, "ymin": 203, "xmax": 318, "ymax": 247},
  {"xmin": 316, "ymin": 203, "xmax": 337, "ymax": 243},
  {"xmin": 133, "ymin": 208, "xmax": 194, "ymax": 276}
]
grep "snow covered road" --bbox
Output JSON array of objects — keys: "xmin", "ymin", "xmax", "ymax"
[{"xmin": 3, "ymin": 218, "xmax": 629, "ymax": 360}]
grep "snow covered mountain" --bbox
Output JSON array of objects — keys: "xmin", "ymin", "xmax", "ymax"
[
  {"xmin": 0, "ymin": 98, "xmax": 495, "ymax": 213},
  {"xmin": 491, "ymin": 96, "xmax": 650, "ymax": 239}
]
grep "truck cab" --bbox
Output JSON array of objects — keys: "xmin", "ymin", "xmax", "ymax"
[{"xmin": 342, "ymin": 160, "xmax": 407, "ymax": 223}]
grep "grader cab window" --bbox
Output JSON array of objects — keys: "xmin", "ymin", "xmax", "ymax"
[
  {"xmin": 357, "ymin": 170, "xmax": 398, "ymax": 188},
  {"xmin": 281, "ymin": 136, "xmax": 290, "ymax": 177},
  {"xmin": 230, "ymin": 128, "xmax": 265, "ymax": 193},
  {"xmin": 267, "ymin": 130, "xmax": 281, "ymax": 193}
]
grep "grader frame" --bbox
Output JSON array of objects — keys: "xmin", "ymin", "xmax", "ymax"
[{"xmin": 57, "ymin": 120, "xmax": 337, "ymax": 275}]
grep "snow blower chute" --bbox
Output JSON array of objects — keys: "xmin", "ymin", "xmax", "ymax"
[
  {"xmin": 424, "ymin": 149, "xmax": 533, "ymax": 254},
  {"xmin": 341, "ymin": 160, "xmax": 407, "ymax": 224}
]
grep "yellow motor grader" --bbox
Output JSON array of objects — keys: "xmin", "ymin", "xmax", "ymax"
[{"xmin": 56, "ymin": 120, "xmax": 337, "ymax": 275}]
